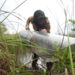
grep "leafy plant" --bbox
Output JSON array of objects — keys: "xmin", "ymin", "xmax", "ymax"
[
  {"xmin": 0, "ymin": 22, "xmax": 7, "ymax": 34},
  {"xmin": 69, "ymin": 19, "xmax": 75, "ymax": 26}
]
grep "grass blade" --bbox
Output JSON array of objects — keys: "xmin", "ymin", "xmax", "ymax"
[
  {"xmin": 0, "ymin": 0, "xmax": 7, "ymax": 10},
  {"xmin": 0, "ymin": 0, "xmax": 27, "ymax": 24}
]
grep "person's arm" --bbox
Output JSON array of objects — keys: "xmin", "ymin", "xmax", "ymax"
[
  {"xmin": 25, "ymin": 16, "xmax": 33, "ymax": 30},
  {"xmin": 46, "ymin": 17, "xmax": 50, "ymax": 33}
]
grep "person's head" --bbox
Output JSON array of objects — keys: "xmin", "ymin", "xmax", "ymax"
[
  {"xmin": 33, "ymin": 10, "xmax": 45, "ymax": 20},
  {"xmin": 33, "ymin": 10, "xmax": 47, "ymax": 31}
]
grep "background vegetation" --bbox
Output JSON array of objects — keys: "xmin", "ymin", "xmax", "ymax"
[{"xmin": 0, "ymin": 0, "xmax": 75, "ymax": 75}]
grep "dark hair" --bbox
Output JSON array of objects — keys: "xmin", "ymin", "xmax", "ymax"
[
  {"xmin": 33, "ymin": 10, "xmax": 47, "ymax": 31},
  {"xmin": 34, "ymin": 10, "xmax": 45, "ymax": 19}
]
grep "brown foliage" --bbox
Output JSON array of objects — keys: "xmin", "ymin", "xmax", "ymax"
[{"xmin": 0, "ymin": 59, "xmax": 10, "ymax": 75}]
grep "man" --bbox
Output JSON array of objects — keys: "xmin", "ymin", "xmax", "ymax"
[
  {"xmin": 25, "ymin": 10, "xmax": 52, "ymax": 74},
  {"xmin": 25, "ymin": 10, "xmax": 50, "ymax": 33}
]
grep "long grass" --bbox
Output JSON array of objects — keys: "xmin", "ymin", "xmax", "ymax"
[
  {"xmin": 0, "ymin": 0, "xmax": 75, "ymax": 75},
  {"xmin": 0, "ymin": 0, "xmax": 7, "ymax": 10},
  {"xmin": 67, "ymin": 27, "xmax": 75, "ymax": 75},
  {"xmin": 0, "ymin": 0, "xmax": 27, "ymax": 24}
]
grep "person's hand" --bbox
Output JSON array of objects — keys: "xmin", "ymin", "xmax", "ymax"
[{"xmin": 26, "ymin": 25, "xmax": 30, "ymax": 30}]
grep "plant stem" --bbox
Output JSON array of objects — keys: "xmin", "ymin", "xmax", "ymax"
[{"xmin": 0, "ymin": 0, "xmax": 27, "ymax": 24}]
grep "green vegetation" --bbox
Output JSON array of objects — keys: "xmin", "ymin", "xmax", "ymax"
[
  {"xmin": 0, "ymin": 0, "xmax": 75, "ymax": 75},
  {"xmin": 0, "ymin": 26, "xmax": 75, "ymax": 75}
]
